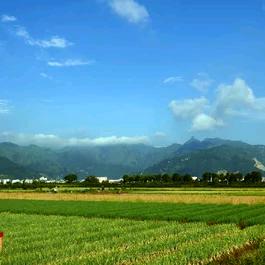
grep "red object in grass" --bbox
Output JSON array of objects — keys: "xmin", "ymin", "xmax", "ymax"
[{"xmin": 0, "ymin": 232, "xmax": 3, "ymax": 238}]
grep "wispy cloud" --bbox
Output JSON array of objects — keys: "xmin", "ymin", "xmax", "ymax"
[
  {"xmin": 1, "ymin": 14, "xmax": 17, "ymax": 23},
  {"xmin": 16, "ymin": 27, "xmax": 73, "ymax": 48},
  {"xmin": 47, "ymin": 59, "xmax": 94, "ymax": 67},
  {"xmin": 0, "ymin": 132, "xmax": 150, "ymax": 147},
  {"xmin": 154, "ymin": 131, "xmax": 167, "ymax": 138},
  {"xmin": 0, "ymin": 100, "xmax": 11, "ymax": 114},
  {"xmin": 40, "ymin": 73, "xmax": 52, "ymax": 79},
  {"xmin": 108, "ymin": 0, "xmax": 150, "ymax": 24},
  {"xmin": 163, "ymin": 76, "xmax": 183, "ymax": 85},
  {"xmin": 190, "ymin": 73, "xmax": 214, "ymax": 93}
]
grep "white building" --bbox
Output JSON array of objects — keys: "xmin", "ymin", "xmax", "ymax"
[
  {"xmin": 192, "ymin": 176, "xmax": 198, "ymax": 181},
  {"xmin": 46, "ymin": 179, "xmax": 57, "ymax": 183},
  {"xmin": 96, "ymin": 177, "xmax": 108, "ymax": 183},
  {"xmin": 39, "ymin": 176, "xmax": 48, "ymax": 182},
  {"xmin": 24, "ymin": 179, "xmax": 33, "ymax": 184},
  {"xmin": 109, "ymin": 178, "xmax": 123, "ymax": 184},
  {"xmin": 11, "ymin": 179, "xmax": 22, "ymax": 184},
  {"xmin": 0, "ymin": 179, "xmax": 11, "ymax": 185}
]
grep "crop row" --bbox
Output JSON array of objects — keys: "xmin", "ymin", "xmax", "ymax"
[
  {"xmin": 0, "ymin": 213, "xmax": 265, "ymax": 265},
  {"xmin": 1, "ymin": 199, "xmax": 265, "ymax": 225}
]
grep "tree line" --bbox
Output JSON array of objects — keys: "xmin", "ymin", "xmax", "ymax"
[
  {"xmin": 1, "ymin": 171, "xmax": 263, "ymax": 189},
  {"xmin": 123, "ymin": 173, "xmax": 193, "ymax": 184},
  {"xmin": 122, "ymin": 171, "xmax": 264, "ymax": 186},
  {"xmin": 201, "ymin": 171, "xmax": 263, "ymax": 184}
]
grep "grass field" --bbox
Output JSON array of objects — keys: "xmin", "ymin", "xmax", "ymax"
[
  {"xmin": 1, "ymin": 188, "xmax": 265, "ymax": 264},
  {"xmin": 0, "ymin": 213, "xmax": 265, "ymax": 265}
]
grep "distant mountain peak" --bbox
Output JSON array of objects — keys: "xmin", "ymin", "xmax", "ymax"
[
  {"xmin": 204, "ymin": 137, "xmax": 223, "ymax": 142},
  {"xmin": 184, "ymin": 136, "xmax": 200, "ymax": 145},
  {"xmin": 0, "ymin": 142, "xmax": 19, "ymax": 148}
]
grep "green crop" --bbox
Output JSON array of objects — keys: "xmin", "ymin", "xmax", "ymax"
[
  {"xmin": 0, "ymin": 199, "xmax": 265, "ymax": 225},
  {"xmin": 0, "ymin": 213, "xmax": 265, "ymax": 265}
]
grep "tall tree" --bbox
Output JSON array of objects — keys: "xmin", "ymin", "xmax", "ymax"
[{"xmin": 64, "ymin": 174, "xmax": 77, "ymax": 183}]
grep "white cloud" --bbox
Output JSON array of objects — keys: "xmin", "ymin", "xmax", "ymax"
[
  {"xmin": 163, "ymin": 76, "xmax": 183, "ymax": 84},
  {"xmin": 0, "ymin": 132, "xmax": 150, "ymax": 147},
  {"xmin": 68, "ymin": 136, "xmax": 149, "ymax": 146},
  {"xmin": 152, "ymin": 132, "xmax": 168, "ymax": 147},
  {"xmin": 40, "ymin": 73, "xmax": 52, "ymax": 79},
  {"xmin": 15, "ymin": 27, "xmax": 30, "ymax": 38},
  {"xmin": 191, "ymin": 113, "xmax": 223, "ymax": 131},
  {"xmin": 170, "ymin": 78, "xmax": 265, "ymax": 131},
  {"xmin": 109, "ymin": 0, "xmax": 149, "ymax": 24},
  {"xmin": 154, "ymin": 131, "xmax": 167, "ymax": 138},
  {"xmin": 32, "ymin": 37, "xmax": 72, "ymax": 48},
  {"xmin": 215, "ymin": 78, "xmax": 265, "ymax": 117},
  {"xmin": 1, "ymin": 14, "xmax": 17, "ymax": 22},
  {"xmin": 169, "ymin": 97, "xmax": 208, "ymax": 119},
  {"xmin": 47, "ymin": 59, "xmax": 93, "ymax": 67},
  {"xmin": 0, "ymin": 100, "xmax": 11, "ymax": 114},
  {"xmin": 190, "ymin": 73, "xmax": 213, "ymax": 92},
  {"xmin": 16, "ymin": 27, "xmax": 72, "ymax": 48}
]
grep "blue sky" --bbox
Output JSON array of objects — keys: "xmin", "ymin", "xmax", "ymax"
[{"xmin": 1, "ymin": 0, "xmax": 265, "ymax": 147}]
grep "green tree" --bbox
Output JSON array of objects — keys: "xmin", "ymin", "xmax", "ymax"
[
  {"xmin": 162, "ymin": 174, "xmax": 171, "ymax": 182},
  {"xmin": 202, "ymin": 172, "xmax": 212, "ymax": 183},
  {"xmin": 64, "ymin": 174, "xmax": 77, "ymax": 183},
  {"xmin": 85, "ymin": 176, "xmax": 99, "ymax": 184},
  {"xmin": 123, "ymin": 175, "xmax": 129, "ymax": 183},
  {"xmin": 172, "ymin": 173, "xmax": 181, "ymax": 182},
  {"xmin": 227, "ymin": 172, "xmax": 243, "ymax": 184},
  {"xmin": 183, "ymin": 174, "xmax": 192, "ymax": 183},
  {"xmin": 244, "ymin": 171, "xmax": 262, "ymax": 183}
]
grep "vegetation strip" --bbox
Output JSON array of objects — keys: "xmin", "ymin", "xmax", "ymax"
[
  {"xmin": 1, "ymin": 199, "xmax": 265, "ymax": 225},
  {"xmin": 1, "ymin": 191, "xmax": 265, "ymax": 204}
]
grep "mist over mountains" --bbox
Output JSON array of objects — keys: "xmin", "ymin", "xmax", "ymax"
[{"xmin": 0, "ymin": 138, "xmax": 264, "ymax": 179}]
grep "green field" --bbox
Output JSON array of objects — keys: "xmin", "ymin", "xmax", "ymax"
[
  {"xmin": 3, "ymin": 187, "xmax": 265, "ymax": 197},
  {"xmin": 0, "ymin": 213, "xmax": 265, "ymax": 265},
  {"xmin": 1, "ymin": 191, "xmax": 265, "ymax": 264},
  {"xmin": 127, "ymin": 187, "xmax": 265, "ymax": 196},
  {"xmin": 1, "ymin": 199, "xmax": 265, "ymax": 225}
]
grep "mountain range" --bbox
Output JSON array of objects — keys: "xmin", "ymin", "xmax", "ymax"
[{"xmin": 0, "ymin": 138, "xmax": 264, "ymax": 179}]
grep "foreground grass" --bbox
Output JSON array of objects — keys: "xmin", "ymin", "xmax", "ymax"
[
  {"xmin": 1, "ymin": 191, "xmax": 265, "ymax": 204},
  {"xmin": 208, "ymin": 240, "xmax": 265, "ymax": 265},
  {"xmin": 1, "ymin": 199, "xmax": 265, "ymax": 225},
  {"xmin": 0, "ymin": 213, "xmax": 265, "ymax": 265}
]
